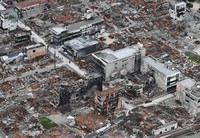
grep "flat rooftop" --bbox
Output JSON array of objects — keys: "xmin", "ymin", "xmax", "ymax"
[
  {"xmin": 67, "ymin": 16, "xmax": 103, "ymax": 33},
  {"xmin": 143, "ymin": 56, "xmax": 180, "ymax": 76},
  {"xmin": 93, "ymin": 44, "xmax": 142, "ymax": 63},
  {"xmin": 96, "ymin": 86, "xmax": 122, "ymax": 96},
  {"xmin": 64, "ymin": 36, "xmax": 99, "ymax": 50},
  {"xmin": 50, "ymin": 16, "xmax": 103, "ymax": 35},
  {"xmin": 15, "ymin": 0, "xmax": 48, "ymax": 9},
  {"xmin": 179, "ymin": 78, "xmax": 196, "ymax": 89}
]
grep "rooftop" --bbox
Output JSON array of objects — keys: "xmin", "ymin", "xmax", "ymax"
[
  {"xmin": 96, "ymin": 86, "xmax": 122, "ymax": 96},
  {"xmin": 93, "ymin": 44, "xmax": 143, "ymax": 63},
  {"xmin": 15, "ymin": 0, "xmax": 48, "ymax": 9},
  {"xmin": 179, "ymin": 78, "xmax": 196, "ymax": 89},
  {"xmin": 67, "ymin": 16, "xmax": 103, "ymax": 33},
  {"xmin": 143, "ymin": 56, "xmax": 180, "ymax": 76},
  {"xmin": 64, "ymin": 36, "xmax": 99, "ymax": 50}
]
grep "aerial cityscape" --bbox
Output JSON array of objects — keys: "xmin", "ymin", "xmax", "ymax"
[{"xmin": 1, "ymin": 0, "xmax": 200, "ymax": 137}]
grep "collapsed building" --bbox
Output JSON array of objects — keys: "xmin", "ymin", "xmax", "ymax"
[
  {"xmin": 95, "ymin": 86, "xmax": 123, "ymax": 115},
  {"xmin": 50, "ymin": 15, "xmax": 104, "ymax": 44},
  {"xmin": 168, "ymin": 0, "xmax": 186, "ymax": 21},
  {"xmin": 141, "ymin": 56, "xmax": 180, "ymax": 93},
  {"xmin": 92, "ymin": 43, "xmax": 146, "ymax": 81},
  {"xmin": 0, "ymin": 8, "xmax": 19, "ymax": 31},
  {"xmin": 63, "ymin": 36, "xmax": 100, "ymax": 59},
  {"xmin": 52, "ymin": 73, "xmax": 102, "ymax": 107}
]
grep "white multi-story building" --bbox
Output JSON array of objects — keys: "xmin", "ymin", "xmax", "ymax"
[
  {"xmin": 183, "ymin": 84, "xmax": 200, "ymax": 116},
  {"xmin": 0, "ymin": 8, "xmax": 19, "ymax": 31},
  {"xmin": 176, "ymin": 78, "xmax": 196, "ymax": 103},
  {"xmin": 92, "ymin": 43, "xmax": 146, "ymax": 81},
  {"xmin": 141, "ymin": 56, "xmax": 180, "ymax": 92},
  {"xmin": 168, "ymin": 0, "xmax": 186, "ymax": 21}
]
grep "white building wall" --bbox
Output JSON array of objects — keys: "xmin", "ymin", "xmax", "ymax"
[
  {"xmin": 104, "ymin": 56, "xmax": 135, "ymax": 80},
  {"xmin": 152, "ymin": 122, "xmax": 178, "ymax": 135}
]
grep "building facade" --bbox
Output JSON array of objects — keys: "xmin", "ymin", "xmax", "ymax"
[
  {"xmin": 92, "ymin": 43, "xmax": 146, "ymax": 81},
  {"xmin": 15, "ymin": 0, "xmax": 49, "ymax": 19},
  {"xmin": 169, "ymin": 0, "xmax": 186, "ymax": 21},
  {"xmin": 176, "ymin": 78, "xmax": 196, "ymax": 103},
  {"xmin": 63, "ymin": 36, "xmax": 99, "ymax": 59},
  {"xmin": 14, "ymin": 30, "xmax": 32, "ymax": 43},
  {"xmin": 0, "ymin": 8, "xmax": 18, "ymax": 31},
  {"xmin": 95, "ymin": 86, "xmax": 123, "ymax": 115},
  {"xmin": 183, "ymin": 84, "xmax": 200, "ymax": 116},
  {"xmin": 24, "ymin": 43, "xmax": 46, "ymax": 60},
  {"xmin": 141, "ymin": 56, "xmax": 180, "ymax": 92}
]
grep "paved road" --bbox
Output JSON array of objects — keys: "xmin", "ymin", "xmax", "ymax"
[{"xmin": 48, "ymin": 47, "xmax": 86, "ymax": 76}]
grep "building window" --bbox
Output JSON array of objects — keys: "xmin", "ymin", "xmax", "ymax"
[{"xmin": 186, "ymin": 93, "xmax": 190, "ymax": 97}]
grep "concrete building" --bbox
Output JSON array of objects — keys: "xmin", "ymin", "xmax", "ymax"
[
  {"xmin": 176, "ymin": 78, "xmax": 196, "ymax": 103},
  {"xmin": 0, "ymin": 8, "xmax": 18, "ymax": 31},
  {"xmin": 52, "ymin": 73, "xmax": 102, "ymax": 107},
  {"xmin": 183, "ymin": 84, "xmax": 200, "ymax": 116},
  {"xmin": 24, "ymin": 43, "xmax": 46, "ymax": 60},
  {"xmin": 141, "ymin": 56, "xmax": 180, "ymax": 92},
  {"xmin": 168, "ymin": 0, "xmax": 186, "ymax": 21},
  {"xmin": 15, "ymin": 0, "xmax": 49, "ymax": 19},
  {"xmin": 152, "ymin": 121, "xmax": 178, "ymax": 135},
  {"xmin": 92, "ymin": 43, "xmax": 146, "ymax": 81},
  {"xmin": 63, "ymin": 36, "xmax": 99, "ymax": 59},
  {"xmin": 14, "ymin": 30, "xmax": 32, "ymax": 43},
  {"xmin": 50, "ymin": 16, "xmax": 104, "ymax": 44},
  {"xmin": 95, "ymin": 86, "xmax": 123, "ymax": 115}
]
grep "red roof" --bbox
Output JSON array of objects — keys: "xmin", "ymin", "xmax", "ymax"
[{"xmin": 16, "ymin": 0, "xmax": 48, "ymax": 9}]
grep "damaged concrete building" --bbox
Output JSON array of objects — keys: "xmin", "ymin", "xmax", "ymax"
[
  {"xmin": 95, "ymin": 86, "xmax": 123, "ymax": 115},
  {"xmin": 0, "ymin": 8, "xmax": 18, "ymax": 31},
  {"xmin": 92, "ymin": 43, "xmax": 146, "ymax": 80},
  {"xmin": 141, "ymin": 56, "xmax": 180, "ymax": 92},
  {"xmin": 52, "ymin": 73, "xmax": 102, "ymax": 107},
  {"xmin": 168, "ymin": 0, "xmax": 186, "ymax": 21},
  {"xmin": 63, "ymin": 36, "xmax": 100, "ymax": 59}
]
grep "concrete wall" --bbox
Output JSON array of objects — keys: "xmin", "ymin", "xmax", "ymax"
[
  {"xmin": 152, "ymin": 121, "xmax": 178, "ymax": 135},
  {"xmin": 26, "ymin": 46, "xmax": 46, "ymax": 60},
  {"xmin": 104, "ymin": 56, "xmax": 135, "ymax": 81}
]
